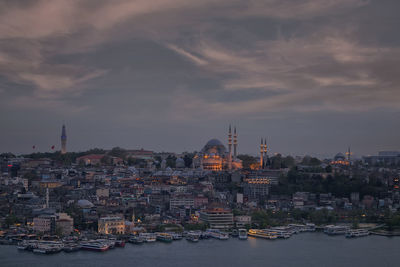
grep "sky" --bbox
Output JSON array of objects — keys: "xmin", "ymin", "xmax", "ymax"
[{"xmin": 0, "ymin": 0, "xmax": 399, "ymax": 158}]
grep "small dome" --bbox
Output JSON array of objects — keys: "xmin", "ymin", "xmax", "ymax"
[
  {"xmin": 77, "ymin": 199, "xmax": 94, "ymax": 209},
  {"xmin": 176, "ymin": 158, "xmax": 185, "ymax": 168}
]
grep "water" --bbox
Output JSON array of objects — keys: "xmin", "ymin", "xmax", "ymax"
[{"xmin": 1, "ymin": 233, "xmax": 398, "ymax": 267}]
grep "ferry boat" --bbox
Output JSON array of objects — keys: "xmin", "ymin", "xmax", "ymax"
[
  {"xmin": 186, "ymin": 231, "xmax": 200, "ymax": 242},
  {"xmin": 33, "ymin": 243, "xmax": 63, "ymax": 254},
  {"xmin": 170, "ymin": 233, "xmax": 183, "ymax": 240},
  {"xmin": 140, "ymin": 233, "xmax": 157, "ymax": 243},
  {"xmin": 63, "ymin": 243, "xmax": 80, "ymax": 253},
  {"xmin": 156, "ymin": 233, "xmax": 173, "ymax": 243},
  {"xmin": 238, "ymin": 229, "xmax": 248, "ymax": 240},
  {"xmin": 324, "ymin": 225, "xmax": 350, "ymax": 235},
  {"xmin": 129, "ymin": 236, "xmax": 144, "ymax": 244},
  {"xmin": 80, "ymin": 241, "xmax": 109, "ymax": 252},
  {"xmin": 231, "ymin": 229, "xmax": 239, "ymax": 237},
  {"xmin": 287, "ymin": 223, "xmax": 316, "ymax": 233},
  {"xmin": 269, "ymin": 227, "xmax": 293, "ymax": 238},
  {"xmin": 17, "ymin": 240, "xmax": 29, "ymax": 250},
  {"xmin": 346, "ymin": 229, "xmax": 369, "ymax": 238},
  {"xmin": 248, "ymin": 229, "xmax": 278, "ymax": 240},
  {"xmin": 200, "ymin": 231, "xmax": 211, "ymax": 239},
  {"xmin": 207, "ymin": 229, "xmax": 229, "ymax": 240}
]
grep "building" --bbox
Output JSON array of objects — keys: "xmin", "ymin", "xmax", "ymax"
[
  {"xmin": 126, "ymin": 149, "xmax": 154, "ymax": 160},
  {"xmin": 33, "ymin": 215, "xmax": 56, "ymax": 234},
  {"xmin": 199, "ymin": 208, "xmax": 233, "ymax": 229},
  {"xmin": 192, "ymin": 126, "xmax": 242, "ymax": 171},
  {"xmin": 331, "ymin": 152, "xmax": 350, "ymax": 166},
  {"xmin": 234, "ymin": 215, "xmax": 251, "ymax": 227},
  {"xmin": 76, "ymin": 154, "xmax": 104, "ymax": 165},
  {"xmin": 96, "ymin": 188, "xmax": 110, "ymax": 198},
  {"xmin": 170, "ymin": 196, "xmax": 194, "ymax": 210},
  {"xmin": 243, "ymin": 170, "xmax": 278, "ymax": 200},
  {"xmin": 61, "ymin": 124, "xmax": 67, "ymax": 154},
  {"xmin": 56, "ymin": 213, "xmax": 74, "ymax": 236},
  {"xmin": 363, "ymin": 151, "xmax": 400, "ymax": 166},
  {"xmin": 98, "ymin": 216, "xmax": 125, "ymax": 235}
]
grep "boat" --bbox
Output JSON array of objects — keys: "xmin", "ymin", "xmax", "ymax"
[
  {"xmin": 238, "ymin": 229, "xmax": 248, "ymax": 240},
  {"xmin": 324, "ymin": 225, "xmax": 350, "ymax": 235},
  {"xmin": 80, "ymin": 241, "xmax": 109, "ymax": 252},
  {"xmin": 346, "ymin": 229, "xmax": 369, "ymax": 238},
  {"xmin": 17, "ymin": 241, "xmax": 28, "ymax": 250},
  {"xmin": 63, "ymin": 243, "xmax": 80, "ymax": 253},
  {"xmin": 269, "ymin": 227, "xmax": 293, "ymax": 239},
  {"xmin": 156, "ymin": 233, "xmax": 173, "ymax": 243},
  {"xmin": 170, "ymin": 233, "xmax": 183, "ymax": 240},
  {"xmin": 129, "ymin": 236, "xmax": 144, "ymax": 244},
  {"xmin": 248, "ymin": 229, "xmax": 278, "ymax": 240},
  {"xmin": 95, "ymin": 239, "xmax": 115, "ymax": 249},
  {"xmin": 186, "ymin": 231, "xmax": 200, "ymax": 242},
  {"xmin": 140, "ymin": 233, "xmax": 157, "ymax": 243},
  {"xmin": 207, "ymin": 229, "xmax": 229, "ymax": 240},
  {"xmin": 115, "ymin": 240, "xmax": 125, "ymax": 247},
  {"xmin": 231, "ymin": 229, "xmax": 239, "ymax": 237},
  {"xmin": 33, "ymin": 243, "xmax": 63, "ymax": 254}
]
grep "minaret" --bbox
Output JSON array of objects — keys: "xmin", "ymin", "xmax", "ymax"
[
  {"xmin": 61, "ymin": 124, "xmax": 67, "ymax": 154},
  {"xmin": 46, "ymin": 187, "xmax": 49, "ymax": 208},
  {"xmin": 346, "ymin": 146, "xmax": 352, "ymax": 166},
  {"xmin": 233, "ymin": 126, "xmax": 238, "ymax": 160},
  {"xmin": 228, "ymin": 125, "xmax": 232, "ymax": 170},
  {"xmin": 260, "ymin": 138, "xmax": 264, "ymax": 169},
  {"xmin": 263, "ymin": 138, "xmax": 268, "ymax": 168}
]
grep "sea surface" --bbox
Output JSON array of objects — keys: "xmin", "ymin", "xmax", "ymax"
[{"xmin": 1, "ymin": 233, "xmax": 398, "ymax": 267}]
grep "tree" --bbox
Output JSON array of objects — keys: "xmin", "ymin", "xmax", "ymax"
[
  {"xmin": 108, "ymin": 147, "xmax": 127, "ymax": 159},
  {"xmin": 166, "ymin": 155, "xmax": 177, "ymax": 168},
  {"xmin": 270, "ymin": 154, "xmax": 283, "ymax": 169},
  {"xmin": 183, "ymin": 154, "xmax": 193, "ymax": 168},
  {"xmin": 237, "ymin": 154, "xmax": 257, "ymax": 169},
  {"xmin": 282, "ymin": 156, "xmax": 295, "ymax": 168}
]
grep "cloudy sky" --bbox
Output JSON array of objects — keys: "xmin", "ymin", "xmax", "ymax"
[{"xmin": 0, "ymin": 0, "xmax": 399, "ymax": 157}]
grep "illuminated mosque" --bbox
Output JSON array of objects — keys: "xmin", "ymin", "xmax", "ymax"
[{"xmin": 193, "ymin": 126, "xmax": 242, "ymax": 171}]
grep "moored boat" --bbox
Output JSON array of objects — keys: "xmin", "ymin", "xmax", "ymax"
[
  {"xmin": 238, "ymin": 229, "xmax": 248, "ymax": 240},
  {"xmin": 129, "ymin": 236, "xmax": 144, "ymax": 244},
  {"xmin": 207, "ymin": 229, "xmax": 229, "ymax": 240},
  {"xmin": 80, "ymin": 241, "xmax": 109, "ymax": 252},
  {"xmin": 186, "ymin": 231, "xmax": 200, "ymax": 242},
  {"xmin": 115, "ymin": 240, "xmax": 126, "ymax": 247},
  {"xmin": 140, "ymin": 233, "xmax": 157, "ymax": 243},
  {"xmin": 346, "ymin": 229, "xmax": 369, "ymax": 238},
  {"xmin": 156, "ymin": 233, "xmax": 173, "ymax": 243},
  {"xmin": 63, "ymin": 243, "xmax": 80, "ymax": 253},
  {"xmin": 170, "ymin": 233, "xmax": 183, "ymax": 240},
  {"xmin": 324, "ymin": 225, "xmax": 350, "ymax": 235},
  {"xmin": 248, "ymin": 229, "xmax": 278, "ymax": 240}
]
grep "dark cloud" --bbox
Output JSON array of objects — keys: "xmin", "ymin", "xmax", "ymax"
[{"xmin": 0, "ymin": 0, "xmax": 399, "ymax": 156}]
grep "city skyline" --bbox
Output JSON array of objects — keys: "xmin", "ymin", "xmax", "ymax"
[{"xmin": 0, "ymin": 0, "xmax": 399, "ymax": 156}]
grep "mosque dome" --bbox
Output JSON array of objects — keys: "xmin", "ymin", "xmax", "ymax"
[
  {"xmin": 334, "ymin": 153, "xmax": 346, "ymax": 161},
  {"xmin": 77, "ymin": 199, "xmax": 94, "ymax": 209},
  {"xmin": 201, "ymin": 139, "xmax": 226, "ymax": 155},
  {"xmin": 175, "ymin": 157, "xmax": 185, "ymax": 168}
]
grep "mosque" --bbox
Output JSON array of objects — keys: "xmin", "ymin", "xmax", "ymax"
[{"xmin": 192, "ymin": 126, "xmax": 242, "ymax": 171}]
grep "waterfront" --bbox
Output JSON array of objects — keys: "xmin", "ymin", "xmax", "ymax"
[{"xmin": 1, "ymin": 233, "xmax": 399, "ymax": 267}]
